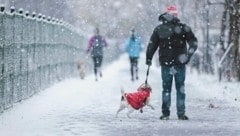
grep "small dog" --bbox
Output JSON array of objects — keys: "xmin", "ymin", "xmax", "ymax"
[
  {"xmin": 116, "ymin": 83, "xmax": 154, "ymax": 118},
  {"xmin": 77, "ymin": 60, "xmax": 86, "ymax": 79}
]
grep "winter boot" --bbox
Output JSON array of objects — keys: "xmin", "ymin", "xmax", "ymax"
[
  {"xmin": 131, "ymin": 77, "xmax": 134, "ymax": 81},
  {"xmin": 160, "ymin": 115, "xmax": 169, "ymax": 120},
  {"xmin": 178, "ymin": 115, "xmax": 189, "ymax": 120}
]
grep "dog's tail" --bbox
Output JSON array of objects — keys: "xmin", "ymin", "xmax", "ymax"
[
  {"xmin": 121, "ymin": 87, "xmax": 124, "ymax": 95},
  {"xmin": 120, "ymin": 87, "xmax": 125, "ymax": 101}
]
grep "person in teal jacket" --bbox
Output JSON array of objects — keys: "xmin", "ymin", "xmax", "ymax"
[{"xmin": 125, "ymin": 29, "xmax": 142, "ymax": 81}]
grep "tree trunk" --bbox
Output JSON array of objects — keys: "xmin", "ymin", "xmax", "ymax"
[
  {"xmin": 229, "ymin": 0, "xmax": 240, "ymax": 81},
  {"xmin": 219, "ymin": 0, "xmax": 228, "ymax": 52}
]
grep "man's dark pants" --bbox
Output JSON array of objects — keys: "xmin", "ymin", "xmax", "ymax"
[{"xmin": 161, "ymin": 65, "xmax": 186, "ymax": 116}]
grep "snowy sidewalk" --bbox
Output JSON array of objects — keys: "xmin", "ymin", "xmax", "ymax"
[{"xmin": 0, "ymin": 53, "xmax": 240, "ymax": 136}]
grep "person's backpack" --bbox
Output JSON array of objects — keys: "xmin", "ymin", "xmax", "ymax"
[{"xmin": 91, "ymin": 35, "xmax": 104, "ymax": 57}]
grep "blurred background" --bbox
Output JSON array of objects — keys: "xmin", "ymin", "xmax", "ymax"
[{"xmin": 0, "ymin": 0, "xmax": 239, "ymax": 81}]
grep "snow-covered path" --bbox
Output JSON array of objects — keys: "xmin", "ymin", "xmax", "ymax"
[{"xmin": 0, "ymin": 53, "xmax": 240, "ymax": 136}]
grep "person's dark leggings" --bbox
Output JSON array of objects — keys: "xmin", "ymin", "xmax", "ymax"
[
  {"xmin": 129, "ymin": 57, "xmax": 139, "ymax": 80},
  {"xmin": 161, "ymin": 65, "xmax": 186, "ymax": 116},
  {"xmin": 92, "ymin": 56, "xmax": 103, "ymax": 76}
]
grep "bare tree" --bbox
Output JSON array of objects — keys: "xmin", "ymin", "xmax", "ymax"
[
  {"xmin": 228, "ymin": 0, "xmax": 240, "ymax": 81},
  {"xmin": 219, "ymin": 0, "xmax": 228, "ymax": 52}
]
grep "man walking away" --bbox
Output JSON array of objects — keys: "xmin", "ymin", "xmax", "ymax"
[{"xmin": 146, "ymin": 5, "xmax": 198, "ymax": 120}]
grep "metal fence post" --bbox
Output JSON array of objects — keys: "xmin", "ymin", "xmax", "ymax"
[
  {"xmin": 0, "ymin": 7, "xmax": 4, "ymax": 112},
  {"xmin": 2, "ymin": 8, "xmax": 15, "ymax": 109}
]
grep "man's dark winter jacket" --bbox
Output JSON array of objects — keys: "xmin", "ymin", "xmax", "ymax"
[{"xmin": 146, "ymin": 13, "xmax": 198, "ymax": 66}]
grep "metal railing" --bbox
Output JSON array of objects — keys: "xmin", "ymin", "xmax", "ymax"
[
  {"xmin": 0, "ymin": 6, "xmax": 120, "ymax": 113},
  {"xmin": 217, "ymin": 44, "xmax": 233, "ymax": 82}
]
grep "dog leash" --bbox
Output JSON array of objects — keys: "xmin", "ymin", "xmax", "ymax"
[{"xmin": 145, "ymin": 65, "xmax": 150, "ymax": 84}]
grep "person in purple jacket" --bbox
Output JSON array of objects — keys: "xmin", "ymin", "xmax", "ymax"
[{"xmin": 86, "ymin": 27, "xmax": 107, "ymax": 81}]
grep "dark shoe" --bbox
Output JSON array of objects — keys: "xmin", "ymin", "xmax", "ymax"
[
  {"xmin": 160, "ymin": 115, "xmax": 169, "ymax": 120},
  {"xmin": 178, "ymin": 115, "xmax": 189, "ymax": 120},
  {"xmin": 131, "ymin": 77, "xmax": 134, "ymax": 81}
]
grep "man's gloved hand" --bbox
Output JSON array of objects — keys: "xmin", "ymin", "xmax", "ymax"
[
  {"xmin": 179, "ymin": 54, "xmax": 192, "ymax": 64},
  {"xmin": 146, "ymin": 59, "xmax": 152, "ymax": 66},
  {"xmin": 186, "ymin": 52, "xmax": 193, "ymax": 64}
]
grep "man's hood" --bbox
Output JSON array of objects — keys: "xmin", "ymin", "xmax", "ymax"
[{"xmin": 158, "ymin": 12, "xmax": 180, "ymax": 24}]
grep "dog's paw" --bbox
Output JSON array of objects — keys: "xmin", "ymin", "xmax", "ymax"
[{"xmin": 115, "ymin": 113, "xmax": 120, "ymax": 118}]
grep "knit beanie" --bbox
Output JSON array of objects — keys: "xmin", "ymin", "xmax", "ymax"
[{"xmin": 166, "ymin": 5, "xmax": 178, "ymax": 16}]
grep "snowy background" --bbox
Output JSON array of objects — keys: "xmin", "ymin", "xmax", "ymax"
[
  {"xmin": 0, "ymin": 0, "xmax": 240, "ymax": 135},
  {"xmin": 0, "ymin": 53, "xmax": 239, "ymax": 136},
  {"xmin": 0, "ymin": 0, "xmax": 224, "ymax": 40}
]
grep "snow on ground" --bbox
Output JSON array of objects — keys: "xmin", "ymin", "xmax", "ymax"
[{"xmin": 0, "ymin": 53, "xmax": 240, "ymax": 136}]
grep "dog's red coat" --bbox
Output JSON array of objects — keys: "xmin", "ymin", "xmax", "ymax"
[{"xmin": 125, "ymin": 88, "xmax": 150, "ymax": 110}]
